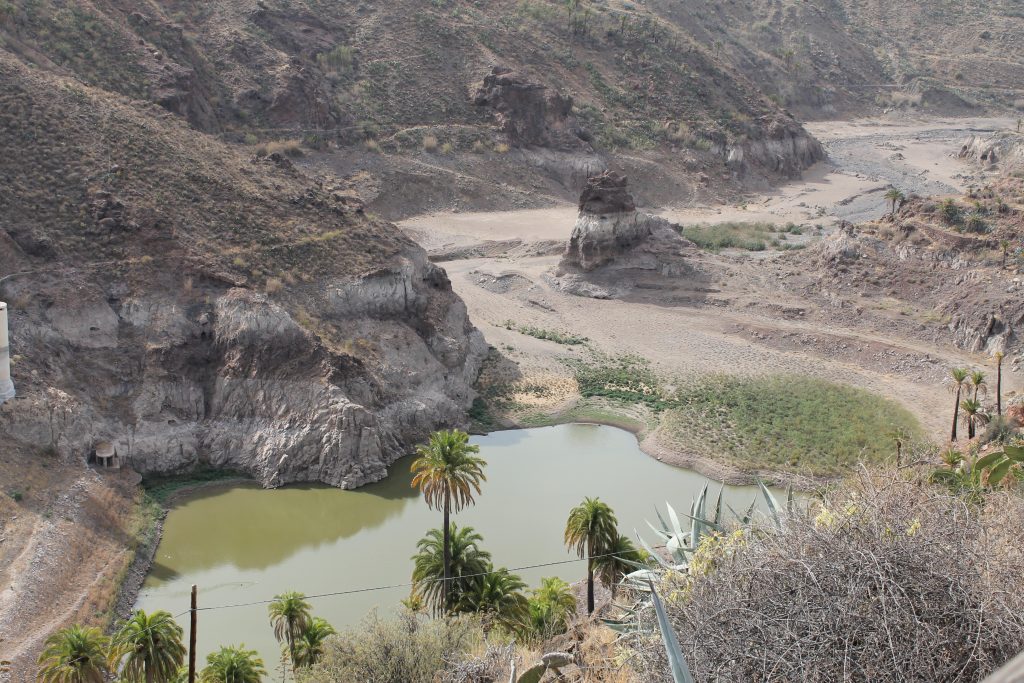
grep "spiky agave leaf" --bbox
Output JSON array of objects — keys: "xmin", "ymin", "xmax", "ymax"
[
  {"xmin": 756, "ymin": 478, "xmax": 783, "ymax": 530},
  {"xmin": 517, "ymin": 663, "xmax": 547, "ymax": 683},
  {"xmin": 690, "ymin": 484, "xmax": 708, "ymax": 550},
  {"xmin": 648, "ymin": 580, "xmax": 695, "ymax": 683},
  {"xmin": 713, "ymin": 485, "xmax": 724, "ymax": 526},
  {"xmin": 665, "ymin": 502, "xmax": 685, "ymax": 541},
  {"xmin": 988, "ymin": 458, "xmax": 1014, "ymax": 486},
  {"xmin": 634, "ymin": 529, "xmax": 681, "ymax": 571}
]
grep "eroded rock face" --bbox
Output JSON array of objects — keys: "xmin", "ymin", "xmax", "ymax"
[
  {"xmin": 473, "ymin": 66, "xmax": 590, "ymax": 150},
  {"xmin": 1, "ymin": 253, "xmax": 487, "ymax": 489},
  {"xmin": 959, "ymin": 132, "xmax": 1024, "ymax": 171},
  {"xmin": 562, "ymin": 172, "xmax": 685, "ymax": 272},
  {"xmin": 730, "ymin": 117, "xmax": 825, "ymax": 179}
]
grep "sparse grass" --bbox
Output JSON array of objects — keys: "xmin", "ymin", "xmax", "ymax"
[
  {"xmin": 679, "ymin": 221, "xmax": 805, "ymax": 252},
  {"xmin": 502, "ymin": 320, "xmax": 588, "ymax": 345},
  {"xmin": 570, "ymin": 354, "xmax": 672, "ymax": 410},
  {"xmin": 257, "ymin": 139, "xmax": 304, "ymax": 157},
  {"xmin": 662, "ymin": 375, "xmax": 925, "ymax": 475}
]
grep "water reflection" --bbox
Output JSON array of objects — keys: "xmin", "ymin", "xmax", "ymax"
[{"xmin": 138, "ymin": 424, "xmax": 769, "ymax": 664}]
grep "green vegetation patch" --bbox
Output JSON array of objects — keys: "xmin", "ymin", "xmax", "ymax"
[
  {"xmin": 663, "ymin": 375, "xmax": 925, "ymax": 475},
  {"xmin": 143, "ymin": 468, "xmax": 247, "ymax": 505},
  {"xmin": 502, "ymin": 320, "xmax": 588, "ymax": 345},
  {"xmin": 570, "ymin": 354, "xmax": 674, "ymax": 410},
  {"xmin": 679, "ymin": 221, "xmax": 806, "ymax": 253}
]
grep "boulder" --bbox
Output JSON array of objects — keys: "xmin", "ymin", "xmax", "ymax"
[{"xmin": 473, "ymin": 66, "xmax": 590, "ymax": 149}]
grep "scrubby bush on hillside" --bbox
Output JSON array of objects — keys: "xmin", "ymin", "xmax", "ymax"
[
  {"xmin": 298, "ymin": 612, "xmax": 483, "ymax": 683},
  {"xmin": 629, "ymin": 471, "xmax": 1024, "ymax": 682}
]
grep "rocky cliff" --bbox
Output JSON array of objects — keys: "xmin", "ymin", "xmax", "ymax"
[{"xmin": 0, "ymin": 55, "xmax": 485, "ymax": 489}]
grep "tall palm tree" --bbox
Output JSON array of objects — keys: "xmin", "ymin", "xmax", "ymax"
[
  {"xmin": 268, "ymin": 592, "xmax": 312, "ymax": 670},
  {"xmin": 884, "ymin": 187, "xmax": 905, "ymax": 216},
  {"xmin": 457, "ymin": 567, "xmax": 529, "ymax": 632},
  {"xmin": 200, "ymin": 646, "xmax": 265, "ymax": 683},
  {"xmin": 969, "ymin": 370, "xmax": 987, "ymax": 401},
  {"xmin": 114, "ymin": 609, "xmax": 186, "ymax": 683},
  {"xmin": 293, "ymin": 618, "xmax": 336, "ymax": 669},
  {"xmin": 527, "ymin": 577, "xmax": 577, "ymax": 637},
  {"xmin": 949, "ymin": 367, "xmax": 969, "ymax": 441},
  {"xmin": 994, "ymin": 351, "xmax": 1004, "ymax": 416},
  {"xmin": 38, "ymin": 625, "xmax": 112, "ymax": 683},
  {"xmin": 410, "ymin": 429, "xmax": 487, "ymax": 611},
  {"xmin": 411, "ymin": 523, "xmax": 492, "ymax": 615},
  {"xmin": 564, "ymin": 497, "xmax": 619, "ymax": 614},
  {"xmin": 594, "ymin": 534, "xmax": 644, "ymax": 598},
  {"xmin": 960, "ymin": 398, "xmax": 989, "ymax": 439}
]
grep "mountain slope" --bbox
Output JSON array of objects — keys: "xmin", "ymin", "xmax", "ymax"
[{"xmin": 0, "ymin": 52, "xmax": 485, "ymax": 487}]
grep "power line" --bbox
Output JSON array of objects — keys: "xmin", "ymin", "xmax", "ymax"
[{"xmin": 192, "ymin": 548, "xmax": 658, "ymax": 613}]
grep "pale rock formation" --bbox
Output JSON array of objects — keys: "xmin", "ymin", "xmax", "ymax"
[{"xmin": 0, "ymin": 252, "xmax": 487, "ymax": 489}]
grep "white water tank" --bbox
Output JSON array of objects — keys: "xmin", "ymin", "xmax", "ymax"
[{"xmin": 0, "ymin": 302, "xmax": 14, "ymax": 403}]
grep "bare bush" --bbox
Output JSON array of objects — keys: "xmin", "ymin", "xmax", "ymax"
[
  {"xmin": 298, "ymin": 611, "xmax": 484, "ymax": 683},
  {"xmin": 631, "ymin": 470, "xmax": 1024, "ymax": 682}
]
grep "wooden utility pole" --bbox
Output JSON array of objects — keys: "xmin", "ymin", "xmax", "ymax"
[{"xmin": 188, "ymin": 584, "xmax": 198, "ymax": 683}]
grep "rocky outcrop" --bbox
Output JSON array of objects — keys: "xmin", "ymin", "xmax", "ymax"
[
  {"xmin": 473, "ymin": 66, "xmax": 591, "ymax": 150},
  {"xmin": 561, "ymin": 172, "xmax": 689, "ymax": 273},
  {"xmin": 728, "ymin": 117, "xmax": 825, "ymax": 179},
  {"xmin": 958, "ymin": 132, "xmax": 1024, "ymax": 171},
  {"xmin": 1, "ymin": 251, "xmax": 487, "ymax": 489}
]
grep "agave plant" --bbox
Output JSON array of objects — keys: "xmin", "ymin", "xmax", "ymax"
[
  {"xmin": 604, "ymin": 480, "xmax": 792, "ymax": 635},
  {"xmin": 633, "ymin": 480, "xmax": 789, "ymax": 574}
]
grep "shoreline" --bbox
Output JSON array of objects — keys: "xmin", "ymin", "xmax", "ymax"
[
  {"xmin": 107, "ymin": 411, "xmax": 831, "ymax": 625},
  {"xmin": 109, "ymin": 476, "xmax": 253, "ymax": 628},
  {"xmin": 486, "ymin": 397, "xmax": 832, "ymax": 490}
]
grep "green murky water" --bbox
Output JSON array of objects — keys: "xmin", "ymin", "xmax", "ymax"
[{"xmin": 136, "ymin": 424, "xmax": 766, "ymax": 665}]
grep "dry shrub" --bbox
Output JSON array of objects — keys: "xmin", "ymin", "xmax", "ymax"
[
  {"xmin": 258, "ymin": 139, "xmax": 304, "ymax": 157},
  {"xmin": 631, "ymin": 470, "xmax": 1024, "ymax": 682},
  {"xmin": 494, "ymin": 142, "xmax": 510, "ymax": 154},
  {"xmin": 264, "ymin": 276, "xmax": 283, "ymax": 294},
  {"xmin": 422, "ymin": 134, "xmax": 439, "ymax": 152},
  {"xmin": 298, "ymin": 611, "xmax": 484, "ymax": 683}
]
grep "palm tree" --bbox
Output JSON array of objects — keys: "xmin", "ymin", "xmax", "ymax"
[
  {"xmin": 527, "ymin": 577, "xmax": 577, "ymax": 637},
  {"xmin": 38, "ymin": 625, "xmax": 112, "ymax": 683},
  {"xmin": 960, "ymin": 398, "xmax": 989, "ymax": 439},
  {"xmin": 940, "ymin": 447, "xmax": 963, "ymax": 470},
  {"xmin": 994, "ymin": 351, "xmax": 1004, "ymax": 416},
  {"xmin": 969, "ymin": 370, "xmax": 987, "ymax": 402},
  {"xmin": 564, "ymin": 497, "xmax": 619, "ymax": 614},
  {"xmin": 114, "ymin": 610, "xmax": 186, "ymax": 683},
  {"xmin": 200, "ymin": 646, "xmax": 265, "ymax": 683},
  {"xmin": 458, "ymin": 567, "xmax": 529, "ymax": 632},
  {"xmin": 268, "ymin": 592, "xmax": 312, "ymax": 670},
  {"xmin": 884, "ymin": 187, "xmax": 906, "ymax": 216},
  {"xmin": 593, "ymin": 534, "xmax": 644, "ymax": 598},
  {"xmin": 460, "ymin": 565, "xmax": 532, "ymax": 634},
  {"xmin": 410, "ymin": 429, "xmax": 487, "ymax": 611},
  {"xmin": 411, "ymin": 523, "xmax": 492, "ymax": 615},
  {"xmin": 293, "ymin": 618, "xmax": 336, "ymax": 669},
  {"xmin": 949, "ymin": 367, "xmax": 969, "ymax": 441}
]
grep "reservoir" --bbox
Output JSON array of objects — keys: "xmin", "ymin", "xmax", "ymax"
[{"xmin": 136, "ymin": 424, "xmax": 769, "ymax": 664}]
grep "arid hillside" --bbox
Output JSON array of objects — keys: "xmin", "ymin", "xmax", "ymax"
[{"xmin": 0, "ymin": 52, "xmax": 485, "ymax": 488}]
